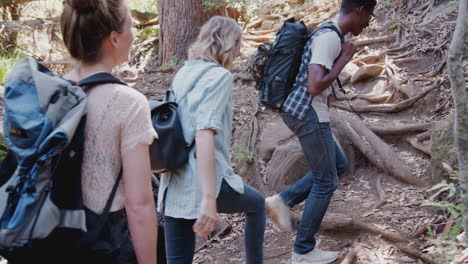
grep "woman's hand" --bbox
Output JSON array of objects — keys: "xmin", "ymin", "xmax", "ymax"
[{"xmin": 193, "ymin": 197, "xmax": 217, "ymax": 237}]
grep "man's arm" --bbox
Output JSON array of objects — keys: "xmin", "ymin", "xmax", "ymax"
[{"xmin": 307, "ymin": 39, "xmax": 356, "ymax": 96}]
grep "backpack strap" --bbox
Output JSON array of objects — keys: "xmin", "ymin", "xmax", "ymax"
[
  {"xmin": 312, "ymin": 23, "xmax": 345, "ymax": 43},
  {"xmin": 77, "ymin": 72, "xmax": 127, "ymax": 88},
  {"xmin": 312, "ymin": 23, "xmax": 364, "ymax": 120},
  {"xmin": 81, "ymin": 168, "xmax": 123, "ymax": 244},
  {"xmin": 167, "ymin": 64, "xmax": 218, "ymax": 103}
]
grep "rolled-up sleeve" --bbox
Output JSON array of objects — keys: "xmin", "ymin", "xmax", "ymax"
[{"xmin": 188, "ymin": 69, "xmax": 233, "ymax": 133}]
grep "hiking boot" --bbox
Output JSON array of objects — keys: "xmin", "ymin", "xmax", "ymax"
[
  {"xmin": 265, "ymin": 194, "xmax": 293, "ymax": 232},
  {"xmin": 291, "ymin": 248, "xmax": 339, "ymax": 264}
]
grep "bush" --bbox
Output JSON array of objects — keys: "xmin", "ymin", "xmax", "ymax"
[{"xmin": 0, "ymin": 48, "xmax": 26, "ymax": 85}]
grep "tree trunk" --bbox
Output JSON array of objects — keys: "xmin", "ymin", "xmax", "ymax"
[
  {"xmin": 447, "ymin": 0, "xmax": 468, "ymax": 243},
  {"xmin": 157, "ymin": 0, "xmax": 224, "ymax": 64}
]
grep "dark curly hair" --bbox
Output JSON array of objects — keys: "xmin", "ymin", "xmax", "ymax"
[{"xmin": 341, "ymin": 0, "xmax": 377, "ymax": 15}]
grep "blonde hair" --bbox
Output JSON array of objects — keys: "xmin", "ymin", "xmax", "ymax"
[
  {"xmin": 188, "ymin": 16, "xmax": 242, "ymax": 69},
  {"xmin": 60, "ymin": 0, "xmax": 126, "ymax": 63}
]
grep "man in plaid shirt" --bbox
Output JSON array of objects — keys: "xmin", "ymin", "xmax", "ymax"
[{"xmin": 265, "ymin": 0, "xmax": 377, "ymax": 263}]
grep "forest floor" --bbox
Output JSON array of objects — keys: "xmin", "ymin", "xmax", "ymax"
[{"xmin": 0, "ymin": 0, "xmax": 466, "ymax": 263}]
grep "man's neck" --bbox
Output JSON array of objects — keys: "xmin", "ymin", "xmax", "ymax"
[{"xmin": 336, "ymin": 13, "xmax": 352, "ymax": 35}]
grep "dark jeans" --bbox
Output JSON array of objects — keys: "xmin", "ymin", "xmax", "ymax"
[
  {"xmin": 280, "ymin": 110, "xmax": 348, "ymax": 254},
  {"xmin": 164, "ymin": 180, "xmax": 265, "ymax": 264}
]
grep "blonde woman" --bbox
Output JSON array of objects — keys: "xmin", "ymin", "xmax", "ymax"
[{"xmin": 158, "ymin": 16, "xmax": 265, "ymax": 264}]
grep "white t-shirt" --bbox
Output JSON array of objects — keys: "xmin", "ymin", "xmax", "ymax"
[{"xmin": 308, "ymin": 21, "xmax": 342, "ymax": 122}]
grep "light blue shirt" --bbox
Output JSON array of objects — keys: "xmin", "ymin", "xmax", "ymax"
[{"xmin": 158, "ymin": 60, "xmax": 245, "ymax": 219}]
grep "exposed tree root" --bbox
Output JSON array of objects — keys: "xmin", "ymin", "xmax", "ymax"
[
  {"xmin": 373, "ymin": 175, "xmax": 386, "ymax": 209},
  {"xmin": 330, "ymin": 112, "xmax": 424, "ymax": 186},
  {"xmin": 406, "ymin": 137, "xmax": 431, "ymax": 156},
  {"xmin": 380, "ymin": 43, "xmax": 412, "ymax": 54},
  {"xmin": 357, "ymin": 93, "xmax": 391, "ymax": 104},
  {"xmin": 385, "ymin": 55, "xmax": 408, "ymax": 101},
  {"xmin": 247, "ymin": 29, "xmax": 277, "ymax": 35},
  {"xmin": 434, "ymin": 94, "xmax": 452, "ymax": 112},
  {"xmin": 366, "ymin": 122, "xmax": 433, "ymax": 136},
  {"xmin": 243, "ymin": 35, "xmax": 272, "ymax": 43},
  {"xmin": 331, "ymin": 79, "xmax": 442, "ymax": 114},
  {"xmin": 340, "ymin": 245, "xmax": 362, "ymax": 264},
  {"xmin": 321, "ymin": 214, "xmax": 409, "ymax": 243},
  {"xmin": 416, "ymin": 130, "xmax": 432, "ymax": 142},
  {"xmin": 355, "ymin": 35, "xmax": 394, "ymax": 47},
  {"xmin": 394, "ymin": 57, "xmax": 421, "ymax": 64}
]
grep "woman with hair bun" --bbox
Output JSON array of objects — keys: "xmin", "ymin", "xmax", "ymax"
[
  {"xmin": 60, "ymin": 0, "xmax": 158, "ymax": 263},
  {"xmin": 158, "ymin": 16, "xmax": 266, "ymax": 264}
]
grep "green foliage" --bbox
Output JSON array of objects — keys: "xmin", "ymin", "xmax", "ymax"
[
  {"xmin": 203, "ymin": 0, "xmax": 260, "ymax": 29},
  {"xmin": 159, "ymin": 56, "xmax": 183, "ymax": 71},
  {"xmin": 381, "ymin": 0, "xmax": 393, "ymax": 7},
  {"xmin": 135, "ymin": 26, "xmax": 159, "ymax": 43},
  {"xmin": 0, "ymin": 133, "xmax": 6, "ymax": 166},
  {"xmin": 234, "ymin": 148, "xmax": 255, "ymax": 163},
  {"xmin": 0, "ymin": 48, "xmax": 26, "ymax": 85},
  {"xmin": 388, "ymin": 18, "xmax": 402, "ymax": 30},
  {"xmin": 129, "ymin": 0, "xmax": 158, "ymax": 14},
  {"xmin": 447, "ymin": 1, "xmax": 458, "ymax": 7},
  {"xmin": 422, "ymin": 163, "xmax": 467, "ymax": 262}
]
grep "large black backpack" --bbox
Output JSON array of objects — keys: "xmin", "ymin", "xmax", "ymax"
[{"xmin": 250, "ymin": 18, "xmax": 343, "ymax": 110}]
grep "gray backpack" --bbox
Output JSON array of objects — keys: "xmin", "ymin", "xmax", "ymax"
[{"xmin": 0, "ymin": 56, "xmax": 125, "ymax": 261}]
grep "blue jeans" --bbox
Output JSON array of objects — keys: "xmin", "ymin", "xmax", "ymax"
[
  {"xmin": 164, "ymin": 180, "xmax": 265, "ymax": 264},
  {"xmin": 280, "ymin": 109, "xmax": 348, "ymax": 254}
]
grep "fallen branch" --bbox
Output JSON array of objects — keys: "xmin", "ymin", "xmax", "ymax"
[
  {"xmin": 395, "ymin": 243, "xmax": 437, "ymax": 264},
  {"xmin": 411, "ymin": 215, "xmax": 445, "ymax": 238},
  {"xmin": 366, "ymin": 122, "xmax": 433, "ymax": 136},
  {"xmin": 194, "ymin": 219, "xmax": 232, "ymax": 253},
  {"xmin": 331, "ymin": 112, "xmax": 424, "ymax": 186},
  {"xmin": 331, "ymin": 79, "xmax": 442, "ymax": 114},
  {"xmin": 355, "ymin": 35, "xmax": 394, "ymax": 47}
]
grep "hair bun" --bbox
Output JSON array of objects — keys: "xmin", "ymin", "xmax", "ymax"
[{"xmin": 65, "ymin": 0, "xmax": 108, "ymax": 14}]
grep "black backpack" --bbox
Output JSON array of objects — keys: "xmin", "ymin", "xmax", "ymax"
[
  {"xmin": 250, "ymin": 18, "xmax": 343, "ymax": 110},
  {"xmin": 148, "ymin": 65, "xmax": 218, "ymax": 173}
]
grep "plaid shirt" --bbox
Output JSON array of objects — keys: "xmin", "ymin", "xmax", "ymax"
[{"xmin": 282, "ymin": 22, "xmax": 340, "ymax": 120}]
